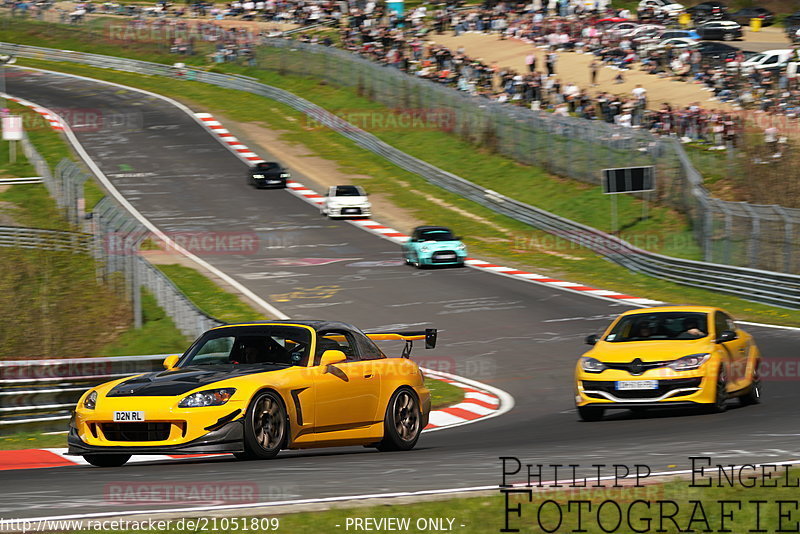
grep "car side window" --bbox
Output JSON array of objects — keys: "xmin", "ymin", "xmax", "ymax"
[
  {"xmin": 315, "ymin": 331, "xmax": 357, "ymax": 365},
  {"xmin": 714, "ymin": 312, "xmax": 728, "ymax": 336},
  {"xmin": 724, "ymin": 313, "xmax": 737, "ymax": 332}
]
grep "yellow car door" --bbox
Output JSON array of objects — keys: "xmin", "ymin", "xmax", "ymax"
[
  {"xmin": 311, "ymin": 332, "xmax": 381, "ymax": 433},
  {"xmin": 312, "ymin": 360, "xmax": 381, "ymax": 432},
  {"xmin": 714, "ymin": 311, "xmax": 748, "ymax": 389}
]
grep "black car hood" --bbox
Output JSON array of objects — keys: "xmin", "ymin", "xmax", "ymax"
[
  {"xmin": 106, "ymin": 365, "xmax": 287, "ymax": 397},
  {"xmin": 250, "ymin": 169, "xmax": 284, "ymax": 177}
]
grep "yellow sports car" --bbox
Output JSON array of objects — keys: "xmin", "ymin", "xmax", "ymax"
[
  {"xmin": 575, "ymin": 306, "xmax": 761, "ymax": 421},
  {"xmin": 69, "ymin": 321, "xmax": 434, "ymax": 467}
]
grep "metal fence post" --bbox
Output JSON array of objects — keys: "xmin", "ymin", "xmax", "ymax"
[{"xmin": 743, "ymin": 204, "xmax": 761, "ymax": 270}]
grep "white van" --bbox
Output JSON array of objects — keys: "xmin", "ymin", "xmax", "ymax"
[{"xmin": 739, "ymin": 49, "xmax": 795, "ymax": 72}]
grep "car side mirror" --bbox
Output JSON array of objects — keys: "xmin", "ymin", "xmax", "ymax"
[
  {"xmin": 585, "ymin": 334, "xmax": 598, "ymax": 346},
  {"xmin": 163, "ymin": 355, "xmax": 180, "ymax": 370},
  {"xmin": 320, "ymin": 350, "xmax": 347, "ymax": 367},
  {"xmin": 716, "ymin": 330, "xmax": 737, "ymax": 343}
]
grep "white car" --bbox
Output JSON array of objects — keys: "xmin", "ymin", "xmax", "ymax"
[
  {"xmin": 321, "ymin": 185, "xmax": 372, "ymax": 218},
  {"xmin": 638, "ymin": 0, "xmax": 684, "ymax": 16},
  {"xmin": 627, "ymin": 24, "xmax": 665, "ymax": 42},
  {"xmin": 607, "ymin": 21, "xmax": 640, "ymax": 37},
  {"xmin": 641, "ymin": 37, "xmax": 697, "ymax": 53},
  {"xmin": 739, "ymin": 49, "xmax": 795, "ymax": 72}
]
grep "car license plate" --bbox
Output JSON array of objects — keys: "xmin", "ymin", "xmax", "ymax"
[
  {"xmin": 113, "ymin": 411, "xmax": 145, "ymax": 422},
  {"xmin": 438, "ymin": 253, "xmax": 456, "ymax": 259},
  {"xmin": 616, "ymin": 380, "xmax": 658, "ymax": 390},
  {"xmin": 267, "ymin": 180, "xmax": 281, "ymax": 184},
  {"xmin": 343, "ymin": 208, "xmax": 359, "ymax": 214}
]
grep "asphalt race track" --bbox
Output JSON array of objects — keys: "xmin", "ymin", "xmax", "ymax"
[{"xmin": 5, "ymin": 67, "xmax": 800, "ymax": 520}]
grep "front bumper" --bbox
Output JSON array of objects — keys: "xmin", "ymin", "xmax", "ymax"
[
  {"xmin": 327, "ymin": 205, "xmax": 371, "ymax": 217},
  {"xmin": 419, "ymin": 250, "xmax": 467, "ymax": 265},
  {"xmin": 67, "ymin": 418, "xmax": 244, "ymax": 456},
  {"xmin": 253, "ymin": 177, "xmax": 287, "ymax": 188},
  {"xmin": 576, "ymin": 370, "xmax": 714, "ymax": 408}
]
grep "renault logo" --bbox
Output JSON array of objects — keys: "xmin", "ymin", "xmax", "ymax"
[{"xmin": 630, "ymin": 358, "xmax": 644, "ymax": 375}]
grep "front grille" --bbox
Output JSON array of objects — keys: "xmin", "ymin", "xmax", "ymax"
[
  {"xmin": 603, "ymin": 360, "xmax": 667, "ymax": 375},
  {"xmin": 582, "ymin": 378, "xmax": 702, "ymax": 399},
  {"xmin": 431, "ymin": 250, "xmax": 458, "ymax": 263},
  {"xmin": 101, "ymin": 422, "xmax": 171, "ymax": 441}
]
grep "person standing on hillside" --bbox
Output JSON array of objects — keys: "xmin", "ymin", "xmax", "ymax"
[
  {"xmin": 545, "ymin": 50, "xmax": 557, "ymax": 77},
  {"xmin": 590, "ymin": 58, "xmax": 600, "ymax": 86},
  {"xmin": 525, "ymin": 52, "xmax": 536, "ymax": 73}
]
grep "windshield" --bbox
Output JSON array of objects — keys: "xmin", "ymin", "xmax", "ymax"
[
  {"xmin": 255, "ymin": 162, "xmax": 280, "ymax": 170},
  {"xmin": 419, "ymin": 229, "xmax": 456, "ymax": 241},
  {"xmin": 746, "ymin": 53, "xmax": 765, "ymax": 63},
  {"xmin": 334, "ymin": 186, "xmax": 364, "ymax": 196},
  {"xmin": 180, "ymin": 325, "xmax": 312, "ymax": 367},
  {"xmin": 604, "ymin": 312, "xmax": 709, "ymax": 342}
]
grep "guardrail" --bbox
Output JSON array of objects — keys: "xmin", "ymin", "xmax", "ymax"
[
  {"xmin": 0, "ymin": 177, "xmax": 44, "ymax": 185},
  {"xmin": 0, "ymin": 225, "xmax": 91, "ymax": 252},
  {"xmin": 3, "ymin": 43, "xmax": 800, "ymax": 308},
  {"xmin": 0, "ymin": 354, "xmax": 168, "ymax": 433}
]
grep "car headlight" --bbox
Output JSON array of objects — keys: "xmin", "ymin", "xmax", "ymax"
[
  {"xmin": 420, "ymin": 245, "xmax": 430, "ymax": 253},
  {"xmin": 457, "ymin": 243, "xmax": 467, "ymax": 250},
  {"xmin": 178, "ymin": 388, "xmax": 236, "ymax": 408},
  {"xmin": 252, "ymin": 174, "xmax": 264, "ymax": 178},
  {"xmin": 667, "ymin": 353, "xmax": 710, "ymax": 371},
  {"xmin": 580, "ymin": 357, "xmax": 607, "ymax": 373},
  {"xmin": 280, "ymin": 173, "xmax": 289, "ymax": 177},
  {"xmin": 83, "ymin": 390, "xmax": 98, "ymax": 410}
]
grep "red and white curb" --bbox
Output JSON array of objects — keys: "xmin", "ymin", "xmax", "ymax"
[
  {"xmin": 421, "ymin": 367, "xmax": 506, "ymax": 431},
  {"xmin": 195, "ymin": 113, "xmax": 262, "ymax": 162},
  {"xmin": 0, "ymin": 369, "xmax": 508, "ymax": 471},
  {"xmin": 195, "ymin": 112, "xmax": 663, "ymax": 307},
  {"xmin": 2, "ymin": 93, "xmax": 65, "ymax": 131}
]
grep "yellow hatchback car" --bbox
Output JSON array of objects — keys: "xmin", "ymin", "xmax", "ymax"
[
  {"xmin": 575, "ymin": 306, "xmax": 761, "ymax": 421},
  {"xmin": 69, "ymin": 321, "xmax": 434, "ymax": 466}
]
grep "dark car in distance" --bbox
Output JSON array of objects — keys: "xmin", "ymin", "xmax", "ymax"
[
  {"xmin": 694, "ymin": 20, "xmax": 742, "ymax": 41},
  {"xmin": 727, "ymin": 7, "xmax": 774, "ymax": 26},
  {"xmin": 248, "ymin": 161, "xmax": 290, "ymax": 189},
  {"xmin": 691, "ymin": 41, "xmax": 746, "ymax": 65},
  {"xmin": 686, "ymin": 1, "xmax": 727, "ymax": 22}
]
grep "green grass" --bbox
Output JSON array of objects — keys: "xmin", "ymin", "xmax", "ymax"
[
  {"xmin": 14, "ymin": 58, "xmax": 800, "ymax": 327},
  {"xmin": 425, "ymin": 377, "xmax": 464, "ymax": 409},
  {"xmin": 0, "ymin": 182, "xmax": 69, "ymax": 229},
  {"xmin": 97, "ymin": 289, "xmax": 191, "ymax": 356},
  {"xmin": 155, "ymin": 264, "xmax": 267, "ymax": 323},
  {"xmin": 0, "ymin": 139, "xmax": 36, "ymax": 179},
  {"xmin": 0, "ymin": 431, "xmax": 67, "ymax": 450}
]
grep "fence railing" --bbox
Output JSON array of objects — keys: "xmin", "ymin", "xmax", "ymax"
[
  {"xmin": 0, "ymin": 225, "xmax": 91, "ymax": 252},
  {"xmin": 4, "ymin": 43, "xmax": 800, "ymax": 307},
  {"xmin": 0, "ymin": 354, "xmax": 169, "ymax": 433}
]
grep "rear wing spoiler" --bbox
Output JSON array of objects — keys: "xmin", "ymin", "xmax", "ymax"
[{"xmin": 364, "ymin": 328, "xmax": 437, "ymax": 358}]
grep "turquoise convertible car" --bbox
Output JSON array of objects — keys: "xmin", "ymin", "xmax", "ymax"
[{"xmin": 402, "ymin": 226, "xmax": 468, "ymax": 268}]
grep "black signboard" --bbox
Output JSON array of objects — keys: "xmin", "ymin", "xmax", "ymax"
[{"xmin": 602, "ymin": 166, "xmax": 655, "ymax": 194}]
